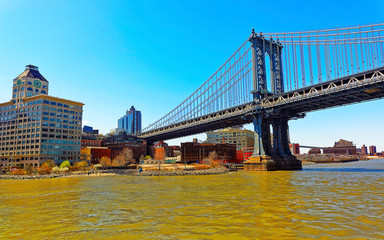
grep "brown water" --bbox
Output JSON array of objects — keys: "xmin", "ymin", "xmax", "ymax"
[{"xmin": 1, "ymin": 159, "xmax": 383, "ymax": 239}]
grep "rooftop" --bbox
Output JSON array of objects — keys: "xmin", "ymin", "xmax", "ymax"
[{"xmin": 14, "ymin": 65, "xmax": 48, "ymax": 82}]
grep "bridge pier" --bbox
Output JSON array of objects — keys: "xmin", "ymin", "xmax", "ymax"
[{"xmin": 244, "ymin": 115, "xmax": 302, "ymax": 171}]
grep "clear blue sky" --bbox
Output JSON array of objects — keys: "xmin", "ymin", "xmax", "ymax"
[{"xmin": 1, "ymin": 0, "xmax": 383, "ymax": 151}]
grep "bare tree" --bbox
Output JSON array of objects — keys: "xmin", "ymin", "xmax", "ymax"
[{"xmin": 100, "ymin": 156, "xmax": 111, "ymax": 167}]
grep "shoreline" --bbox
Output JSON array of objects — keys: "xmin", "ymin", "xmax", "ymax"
[{"xmin": 0, "ymin": 168, "xmax": 229, "ymax": 180}]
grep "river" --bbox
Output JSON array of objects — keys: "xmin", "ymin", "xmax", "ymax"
[{"xmin": 1, "ymin": 159, "xmax": 383, "ymax": 239}]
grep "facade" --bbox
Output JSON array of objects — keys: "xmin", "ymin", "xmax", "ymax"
[
  {"xmin": 0, "ymin": 65, "xmax": 83, "ymax": 169},
  {"xmin": 181, "ymin": 142, "xmax": 236, "ymax": 163},
  {"xmin": 118, "ymin": 106, "xmax": 142, "ymax": 134},
  {"xmin": 207, "ymin": 128, "xmax": 254, "ymax": 151},
  {"xmin": 323, "ymin": 139, "xmax": 357, "ymax": 155},
  {"xmin": 369, "ymin": 145, "xmax": 377, "ymax": 155}
]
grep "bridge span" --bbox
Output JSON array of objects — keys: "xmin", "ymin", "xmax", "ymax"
[{"xmin": 137, "ymin": 23, "xmax": 384, "ymax": 171}]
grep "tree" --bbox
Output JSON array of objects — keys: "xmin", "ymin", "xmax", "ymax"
[
  {"xmin": 123, "ymin": 148, "xmax": 135, "ymax": 164},
  {"xmin": 112, "ymin": 155, "xmax": 125, "ymax": 166},
  {"xmin": 72, "ymin": 161, "xmax": 88, "ymax": 171},
  {"xmin": 60, "ymin": 160, "xmax": 71, "ymax": 169},
  {"xmin": 100, "ymin": 156, "xmax": 111, "ymax": 167},
  {"xmin": 208, "ymin": 151, "xmax": 220, "ymax": 168}
]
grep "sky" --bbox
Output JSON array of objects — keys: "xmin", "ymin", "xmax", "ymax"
[{"xmin": 0, "ymin": 0, "xmax": 383, "ymax": 151}]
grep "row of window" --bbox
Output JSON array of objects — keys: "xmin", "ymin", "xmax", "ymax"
[{"xmin": 14, "ymin": 82, "xmax": 48, "ymax": 88}]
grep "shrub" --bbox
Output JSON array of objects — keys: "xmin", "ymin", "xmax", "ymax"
[{"xmin": 11, "ymin": 168, "xmax": 27, "ymax": 175}]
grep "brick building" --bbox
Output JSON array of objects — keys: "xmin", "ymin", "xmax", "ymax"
[
  {"xmin": 323, "ymin": 139, "xmax": 357, "ymax": 155},
  {"xmin": 181, "ymin": 142, "xmax": 236, "ymax": 163},
  {"xmin": 102, "ymin": 132, "xmax": 146, "ymax": 162}
]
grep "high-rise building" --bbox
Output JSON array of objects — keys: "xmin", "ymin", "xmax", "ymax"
[
  {"xmin": 118, "ymin": 106, "xmax": 142, "ymax": 134},
  {"xmin": 361, "ymin": 145, "xmax": 368, "ymax": 155},
  {"xmin": 369, "ymin": 145, "xmax": 377, "ymax": 155},
  {"xmin": 206, "ymin": 128, "xmax": 254, "ymax": 151},
  {"xmin": 0, "ymin": 65, "xmax": 83, "ymax": 170}
]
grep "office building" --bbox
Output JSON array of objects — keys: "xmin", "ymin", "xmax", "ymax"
[
  {"xmin": 0, "ymin": 65, "xmax": 83, "ymax": 170},
  {"xmin": 118, "ymin": 106, "xmax": 142, "ymax": 134},
  {"xmin": 206, "ymin": 128, "xmax": 254, "ymax": 151}
]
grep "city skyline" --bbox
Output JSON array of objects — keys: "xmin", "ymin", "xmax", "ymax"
[{"xmin": 1, "ymin": 1, "xmax": 384, "ymax": 151}]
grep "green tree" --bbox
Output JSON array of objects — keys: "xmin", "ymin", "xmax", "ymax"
[{"xmin": 60, "ymin": 160, "xmax": 71, "ymax": 168}]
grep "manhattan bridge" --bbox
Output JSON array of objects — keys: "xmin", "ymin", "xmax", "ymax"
[{"xmin": 137, "ymin": 23, "xmax": 384, "ymax": 170}]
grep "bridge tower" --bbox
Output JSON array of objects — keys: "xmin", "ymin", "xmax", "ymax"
[{"xmin": 244, "ymin": 30, "xmax": 302, "ymax": 171}]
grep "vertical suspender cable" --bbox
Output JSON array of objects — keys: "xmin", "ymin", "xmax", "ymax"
[
  {"xmin": 344, "ymin": 31, "xmax": 349, "ymax": 75},
  {"xmin": 379, "ymin": 31, "xmax": 384, "ymax": 65},
  {"xmin": 354, "ymin": 32, "xmax": 360, "ymax": 72},
  {"xmin": 299, "ymin": 35, "xmax": 306, "ymax": 87},
  {"xmin": 359, "ymin": 27, "xmax": 365, "ymax": 71},
  {"xmin": 284, "ymin": 35, "xmax": 289, "ymax": 91},
  {"xmin": 348, "ymin": 29, "xmax": 354, "ymax": 74},
  {"xmin": 316, "ymin": 32, "xmax": 322, "ymax": 83},
  {"xmin": 324, "ymin": 34, "xmax": 330, "ymax": 81},
  {"xmin": 308, "ymin": 32, "xmax": 314, "ymax": 85},
  {"xmin": 367, "ymin": 30, "xmax": 374, "ymax": 69},
  {"xmin": 287, "ymin": 37, "xmax": 292, "ymax": 91}
]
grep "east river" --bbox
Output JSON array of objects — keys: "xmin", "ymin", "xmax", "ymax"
[{"xmin": 1, "ymin": 159, "xmax": 383, "ymax": 239}]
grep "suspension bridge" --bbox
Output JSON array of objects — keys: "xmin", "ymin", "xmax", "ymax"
[{"xmin": 137, "ymin": 23, "xmax": 384, "ymax": 170}]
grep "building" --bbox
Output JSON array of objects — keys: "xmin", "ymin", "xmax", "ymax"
[
  {"xmin": 206, "ymin": 128, "xmax": 254, "ymax": 151},
  {"xmin": 323, "ymin": 139, "xmax": 357, "ymax": 155},
  {"xmin": 102, "ymin": 131, "xmax": 146, "ymax": 162},
  {"xmin": 289, "ymin": 143, "xmax": 300, "ymax": 155},
  {"xmin": 361, "ymin": 145, "xmax": 368, "ymax": 155},
  {"xmin": 181, "ymin": 142, "xmax": 236, "ymax": 163},
  {"xmin": 369, "ymin": 145, "xmax": 377, "ymax": 155},
  {"xmin": 118, "ymin": 106, "xmax": 142, "ymax": 134},
  {"xmin": 81, "ymin": 147, "xmax": 111, "ymax": 165},
  {"xmin": 0, "ymin": 65, "xmax": 83, "ymax": 170},
  {"xmin": 81, "ymin": 125, "xmax": 102, "ymax": 148}
]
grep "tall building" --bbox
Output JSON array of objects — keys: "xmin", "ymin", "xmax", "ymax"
[
  {"xmin": 206, "ymin": 128, "xmax": 254, "ymax": 151},
  {"xmin": 118, "ymin": 106, "xmax": 142, "ymax": 134},
  {"xmin": 361, "ymin": 145, "xmax": 368, "ymax": 155},
  {"xmin": 0, "ymin": 65, "xmax": 83, "ymax": 170},
  {"xmin": 369, "ymin": 145, "xmax": 377, "ymax": 155}
]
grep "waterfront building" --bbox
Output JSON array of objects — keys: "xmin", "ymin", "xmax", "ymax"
[
  {"xmin": 118, "ymin": 106, "xmax": 142, "ymax": 134},
  {"xmin": 0, "ymin": 65, "xmax": 83, "ymax": 169},
  {"xmin": 323, "ymin": 139, "xmax": 357, "ymax": 155},
  {"xmin": 206, "ymin": 127, "xmax": 254, "ymax": 151},
  {"xmin": 102, "ymin": 131, "xmax": 146, "ymax": 162},
  {"xmin": 369, "ymin": 145, "xmax": 377, "ymax": 155},
  {"xmin": 181, "ymin": 142, "xmax": 236, "ymax": 163},
  {"xmin": 81, "ymin": 147, "xmax": 111, "ymax": 165}
]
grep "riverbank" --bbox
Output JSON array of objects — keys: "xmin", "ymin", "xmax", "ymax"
[
  {"xmin": 134, "ymin": 167, "xmax": 229, "ymax": 176},
  {"xmin": 0, "ymin": 167, "xmax": 229, "ymax": 180}
]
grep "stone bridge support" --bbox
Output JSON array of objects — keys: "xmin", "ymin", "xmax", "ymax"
[{"xmin": 244, "ymin": 114, "xmax": 302, "ymax": 171}]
